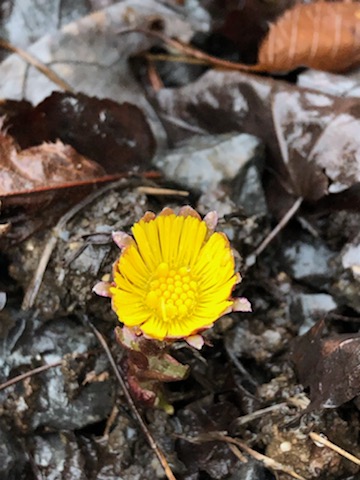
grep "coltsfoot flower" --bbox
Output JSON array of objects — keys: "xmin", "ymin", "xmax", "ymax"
[{"xmin": 94, "ymin": 206, "xmax": 251, "ymax": 343}]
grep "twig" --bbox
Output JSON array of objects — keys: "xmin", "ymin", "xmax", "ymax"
[
  {"xmin": 145, "ymin": 53, "xmax": 209, "ymax": 66},
  {"xmin": 227, "ymin": 443, "xmax": 248, "ymax": 463},
  {"xmin": 181, "ymin": 432, "xmax": 306, "ymax": 480},
  {"xmin": 0, "ymin": 38, "xmax": 74, "ymax": 92},
  {"xmin": 84, "ymin": 316, "xmax": 177, "ymax": 480},
  {"xmin": 310, "ymin": 432, "xmax": 360, "ymax": 466},
  {"xmin": 21, "ymin": 179, "xmax": 130, "ymax": 310},
  {"xmin": 0, "ymin": 361, "xmax": 62, "ymax": 392},
  {"xmin": 234, "ymin": 402, "xmax": 288, "ymax": 427},
  {"xmin": 137, "ymin": 186, "xmax": 189, "ymax": 197},
  {"xmin": 118, "ymin": 28, "xmax": 262, "ymax": 73},
  {"xmin": 147, "ymin": 59, "xmax": 164, "ymax": 91},
  {"xmin": 102, "ymin": 404, "xmax": 120, "ymax": 439},
  {"xmin": 246, "ymin": 197, "xmax": 303, "ymax": 267}
]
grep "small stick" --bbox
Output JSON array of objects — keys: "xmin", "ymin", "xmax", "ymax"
[
  {"xmin": 118, "ymin": 28, "xmax": 262, "ymax": 73},
  {"xmin": 246, "ymin": 196, "xmax": 303, "ymax": 267},
  {"xmin": 137, "ymin": 186, "xmax": 189, "ymax": 197},
  {"xmin": 102, "ymin": 404, "xmax": 120, "ymax": 439},
  {"xmin": 181, "ymin": 432, "xmax": 306, "ymax": 480},
  {"xmin": 147, "ymin": 60, "xmax": 164, "ymax": 91},
  {"xmin": 0, "ymin": 38, "xmax": 74, "ymax": 92},
  {"xmin": 310, "ymin": 432, "xmax": 360, "ymax": 466},
  {"xmin": 145, "ymin": 53, "xmax": 209, "ymax": 66},
  {"xmin": 84, "ymin": 316, "xmax": 177, "ymax": 480},
  {"xmin": 234, "ymin": 402, "xmax": 288, "ymax": 427},
  {"xmin": 0, "ymin": 361, "xmax": 62, "ymax": 392},
  {"xmin": 227, "ymin": 443, "xmax": 248, "ymax": 463}
]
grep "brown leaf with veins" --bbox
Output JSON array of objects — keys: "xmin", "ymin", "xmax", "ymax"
[
  {"xmin": 162, "ymin": 1, "xmax": 360, "ymax": 74},
  {"xmin": 0, "ymin": 92, "xmax": 156, "ymax": 243},
  {"xmin": 291, "ymin": 319, "xmax": 360, "ymax": 410},
  {"xmin": 0, "ymin": 129, "xmax": 106, "ymax": 200},
  {"xmin": 258, "ymin": 2, "xmax": 360, "ymax": 73}
]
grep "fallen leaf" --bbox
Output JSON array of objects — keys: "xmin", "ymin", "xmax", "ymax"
[
  {"xmin": 271, "ymin": 87, "xmax": 360, "ymax": 202},
  {"xmin": 216, "ymin": 0, "xmax": 295, "ymax": 64},
  {"xmin": 177, "ymin": 396, "xmax": 240, "ymax": 478},
  {"xmin": 0, "ymin": 132, "xmax": 105, "ymax": 199},
  {"xmin": 5, "ymin": 92, "xmax": 156, "ymax": 174},
  {"xmin": 153, "ymin": 2, "xmax": 360, "ymax": 77},
  {"xmin": 0, "ymin": 92, "xmax": 156, "ymax": 243},
  {"xmin": 153, "ymin": 69, "xmax": 360, "ymax": 215},
  {"xmin": 258, "ymin": 2, "xmax": 360, "ymax": 73},
  {"xmin": 291, "ymin": 319, "xmax": 360, "ymax": 410}
]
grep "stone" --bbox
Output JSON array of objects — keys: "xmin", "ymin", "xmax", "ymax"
[
  {"xmin": 289, "ymin": 293, "xmax": 337, "ymax": 335},
  {"xmin": 153, "ymin": 133, "xmax": 262, "ymax": 193},
  {"xmin": 331, "ymin": 233, "xmax": 360, "ymax": 313},
  {"xmin": 280, "ymin": 236, "xmax": 336, "ymax": 289},
  {"xmin": 0, "ymin": 421, "xmax": 27, "ymax": 480}
]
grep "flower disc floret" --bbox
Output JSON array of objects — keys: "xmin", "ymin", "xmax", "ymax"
[{"xmin": 94, "ymin": 206, "xmax": 251, "ymax": 341}]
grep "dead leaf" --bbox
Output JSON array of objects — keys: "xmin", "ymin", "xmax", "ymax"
[
  {"xmin": 177, "ymin": 396, "xmax": 240, "ymax": 478},
  {"xmin": 291, "ymin": 319, "xmax": 360, "ymax": 410},
  {"xmin": 0, "ymin": 133, "xmax": 105, "ymax": 199},
  {"xmin": 271, "ymin": 87, "xmax": 360, "ymax": 202},
  {"xmin": 0, "ymin": 92, "xmax": 156, "ymax": 243},
  {"xmin": 151, "ymin": 1, "xmax": 360, "ymax": 76},
  {"xmin": 216, "ymin": 0, "xmax": 296, "ymax": 64},
  {"xmin": 4, "ymin": 92, "xmax": 156, "ymax": 174},
  {"xmin": 258, "ymin": 2, "xmax": 360, "ymax": 73},
  {"xmin": 153, "ymin": 69, "xmax": 360, "ymax": 215}
]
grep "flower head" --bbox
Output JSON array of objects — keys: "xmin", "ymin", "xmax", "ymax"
[{"xmin": 94, "ymin": 206, "xmax": 250, "ymax": 342}]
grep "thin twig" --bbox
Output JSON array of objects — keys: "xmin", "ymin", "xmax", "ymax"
[
  {"xmin": 0, "ymin": 38, "xmax": 74, "ymax": 92},
  {"xmin": 234, "ymin": 402, "xmax": 288, "ymax": 427},
  {"xmin": 227, "ymin": 443, "xmax": 248, "ymax": 463},
  {"xmin": 0, "ymin": 361, "xmax": 62, "ymax": 392},
  {"xmin": 119, "ymin": 28, "xmax": 262, "ymax": 73},
  {"xmin": 137, "ymin": 186, "xmax": 189, "ymax": 197},
  {"xmin": 145, "ymin": 52, "xmax": 209, "ymax": 65},
  {"xmin": 21, "ymin": 179, "xmax": 130, "ymax": 310},
  {"xmin": 310, "ymin": 432, "xmax": 360, "ymax": 466},
  {"xmin": 84, "ymin": 316, "xmax": 177, "ymax": 480},
  {"xmin": 181, "ymin": 432, "xmax": 306, "ymax": 480},
  {"xmin": 246, "ymin": 197, "xmax": 303, "ymax": 267}
]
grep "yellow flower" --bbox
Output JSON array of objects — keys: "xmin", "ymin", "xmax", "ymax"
[{"xmin": 94, "ymin": 206, "xmax": 251, "ymax": 342}]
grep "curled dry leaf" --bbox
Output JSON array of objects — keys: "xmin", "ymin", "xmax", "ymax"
[
  {"xmin": 0, "ymin": 131, "xmax": 105, "ymax": 201},
  {"xmin": 157, "ymin": 1, "xmax": 360, "ymax": 75},
  {"xmin": 215, "ymin": 0, "xmax": 296, "ymax": 64},
  {"xmin": 0, "ymin": 92, "xmax": 156, "ymax": 242},
  {"xmin": 291, "ymin": 319, "xmax": 360, "ymax": 410},
  {"xmin": 258, "ymin": 1, "xmax": 360, "ymax": 73}
]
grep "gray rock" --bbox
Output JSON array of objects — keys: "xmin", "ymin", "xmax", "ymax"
[
  {"xmin": 0, "ymin": 421, "xmax": 27, "ymax": 480},
  {"xmin": 289, "ymin": 293, "xmax": 337, "ymax": 335},
  {"xmin": 280, "ymin": 237, "xmax": 336, "ymax": 288},
  {"xmin": 34, "ymin": 432, "xmax": 87, "ymax": 480},
  {"xmin": 32, "ymin": 369, "xmax": 113, "ymax": 431},
  {"xmin": 153, "ymin": 133, "xmax": 262, "ymax": 193},
  {"xmin": 2, "ymin": 316, "xmax": 114, "ymax": 432},
  {"xmin": 231, "ymin": 162, "xmax": 267, "ymax": 216},
  {"xmin": 331, "ymin": 233, "xmax": 360, "ymax": 312}
]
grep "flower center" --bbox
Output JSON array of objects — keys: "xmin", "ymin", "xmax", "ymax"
[{"xmin": 145, "ymin": 262, "xmax": 198, "ymax": 322}]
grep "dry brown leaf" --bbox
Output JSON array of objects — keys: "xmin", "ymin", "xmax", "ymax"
[
  {"xmin": 258, "ymin": 1, "xmax": 360, "ymax": 73},
  {"xmin": 291, "ymin": 319, "xmax": 360, "ymax": 410},
  {"xmin": 152, "ymin": 1, "xmax": 360, "ymax": 75},
  {"xmin": 0, "ymin": 131, "xmax": 106, "ymax": 199}
]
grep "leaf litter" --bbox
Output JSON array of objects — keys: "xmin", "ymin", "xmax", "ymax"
[{"xmin": 1, "ymin": 1, "xmax": 360, "ymax": 480}]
